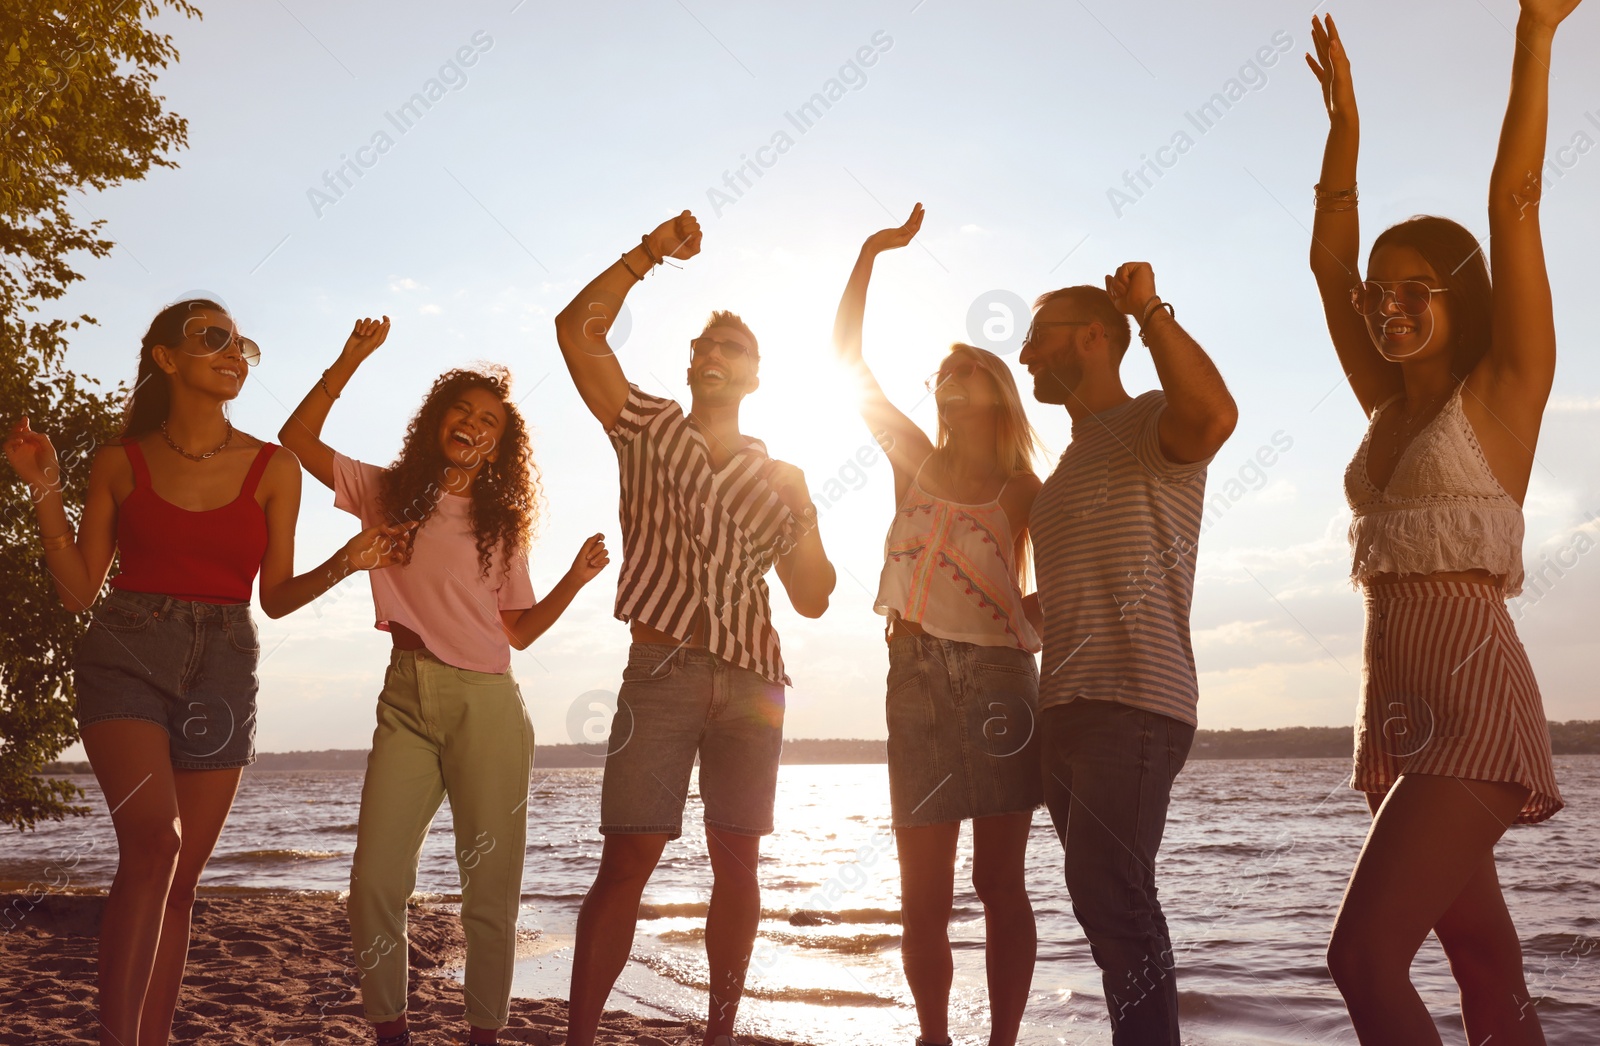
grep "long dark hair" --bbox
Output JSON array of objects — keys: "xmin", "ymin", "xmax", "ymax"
[
  {"xmin": 122, "ymin": 298, "xmax": 226, "ymax": 440},
  {"xmin": 1369, "ymin": 216, "xmax": 1493, "ymax": 379},
  {"xmin": 377, "ymin": 366, "xmax": 541, "ymax": 578}
]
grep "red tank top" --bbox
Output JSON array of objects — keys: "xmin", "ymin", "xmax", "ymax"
[{"xmin": 111, "ymin": 439, "xmax": 277, "ymax": 604}]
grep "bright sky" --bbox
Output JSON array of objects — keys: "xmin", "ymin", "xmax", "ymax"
[{"xmin": 48, "ymin": 0, "xmax": 1600, "ymax": 756}]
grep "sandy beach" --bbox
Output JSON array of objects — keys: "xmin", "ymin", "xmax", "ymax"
[{"xmin": 0, "ymin": 891, "xmax": 814, "ymax": 1046}]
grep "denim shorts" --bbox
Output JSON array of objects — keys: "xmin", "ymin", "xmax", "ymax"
[
  {"xmin": 73, "ymin": 588, "xmax": 260, "ymax": 770},
  {"xmin": 885, "ymin": 633, "xmax": 1042, "ymax": 828},
  {"xmin": 599, "ymin": 643, "xmax": 785, "ymax": 839}
]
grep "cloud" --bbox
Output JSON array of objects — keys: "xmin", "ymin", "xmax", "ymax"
[{"xmin": 1548, "ymin": 395, "xmax": 1600, "ymax": 412}]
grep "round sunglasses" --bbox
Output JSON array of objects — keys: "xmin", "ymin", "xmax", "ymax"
[{"xmin": 1349, "ymin": 280, "xmax": 1451, "ymax": 318}]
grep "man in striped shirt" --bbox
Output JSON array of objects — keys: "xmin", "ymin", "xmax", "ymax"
[
  {"xmin": 1019, "ymin": 261, "xmax": 1237, "ymax": 1046},
  {"xmin": 552, "ymin": 210, "xmax": 836, "ymax": 1046}
]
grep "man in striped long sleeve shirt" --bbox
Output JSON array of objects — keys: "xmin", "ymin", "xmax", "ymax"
[
  {"xmin": 1018, "ymin": 261, "xmax": 1237, "ymax": 1046},
  {"xmin": 552, "ymin": 210, "xmax": 836, "ymax": 1046}
]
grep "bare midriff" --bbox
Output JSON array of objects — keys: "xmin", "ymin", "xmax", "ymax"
[
  {"xmin": 884, "ymin": 615, "xmax": 927, "ymax": 643},
  {"xmin": 630, "ymin": 618, "xmax": 709, "ymax": 648},
  {"xmin": 1364, "ymin": 568, "xmax": 1504, "ymax": 588}
]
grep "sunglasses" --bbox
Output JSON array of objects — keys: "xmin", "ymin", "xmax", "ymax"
[
  {"xmin": 924, "ymin": 359, "xmax": 985, "ymax": 393},
  {"xmin": 1021, "ymin": 319, "xmax": 1091, "ymax": 346},
  {"xmin": 1349, "ymin": 280, "xmax": 1451, "ymax": 318},
  {"xmin": 184, "ymin": 324, "xmax": 261, "ymax": 366},
  {"xmin": 690, "ymin": 335, "xmax": 753, "ymax": 360}
]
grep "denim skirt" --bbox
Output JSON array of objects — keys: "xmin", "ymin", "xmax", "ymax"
[{"xmin": 885, "ymin": 632, "xmax": 1042, "ymax": 828}]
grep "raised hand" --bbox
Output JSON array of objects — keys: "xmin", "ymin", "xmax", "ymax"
[
  {"xmin": 1520, "ymin": 0, "xmax": 1583, "ymax": 29},
  {"xmin": 4, "ymin": 416, "xmax": 62, "ymax": 492},
  {"xmin": 341, "ymin": 521, "xmax": 420, "ymax": 573},
  {"xmin": 863, "ymin": 203, "xmax": 925, "ymax": 255},
  {"xmin": 1104, "ymin": 262, "xmax": 1159, "ymax": 318},
  {"xmin": 340, "ymin": 316, "xmax": 391, "ymax": 363},
  {"xmin": 568, "ymin": 533, "xmax": 610, "ymax": 585},
  {"xmin": 647, "ymin": 210, "xmax": 703, "ymax": 263},
  {"xmin": 1306, "ymin": 14, "xmax": 1357, "ymax": 125}
]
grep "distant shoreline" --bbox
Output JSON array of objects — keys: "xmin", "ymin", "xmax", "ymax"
[{"xmin": 40, "ymin": 721, "xmax": 1600, "ymax": 775}]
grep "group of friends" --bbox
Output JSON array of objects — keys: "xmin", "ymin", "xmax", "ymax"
[{"xmin": 2, "ymin": 7, "xmax": 1580, "ymax": 1046}]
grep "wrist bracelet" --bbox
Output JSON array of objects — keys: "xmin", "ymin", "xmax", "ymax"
[
  {"xmin": 40, "ymin": 530, "xmax": 74, "ymax": 551},
  {"xmin": 318, "ymin": 369, "xmax": 340, "ymax": 400},
  {"xmin": 1139, "ymin": 297, "xmax": 1174, "ymax": 327},
  {"xmin": 1137, "ymin": 299, "xmax": 1175, "ymax": 347},
  {"xmin": 620, "ymin": 251, "xmax": 647, "ymax": 282},
  {"xmin": 640, "ymin": 234, "xmax": 662, "ymax": 267}
]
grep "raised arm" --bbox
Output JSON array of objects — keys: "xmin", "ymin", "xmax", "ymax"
[
  {"xmin": 1305, "ymin": 13, "xmax": 1401, "ymax": 416},
  {"xmin": 831, "ymin": 203, "xmax": 935, "ymax": 480},
  {"xmin": 553, "ymin": 211, "xmax": 702, "ymax": 431},
  {"xmin": 277, "ymin": 316, "xmax": 390, "ymax": 490},
  {"xmin": 1476, "ymin": 0, "xmax": 1580, "ymax": 406},
  {"xmin": 1105, "ymin": 263, "xmax": 1238, "ymax": 464}
]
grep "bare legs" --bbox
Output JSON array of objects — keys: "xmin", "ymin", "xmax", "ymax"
[
  {"xmin": 704, "ymin": 828, "xmax": 763, "ymax": 1042},
  {"xmin": 896, "ymin": 822, "xmax": 958, "ymax": 1043},
  {"xmin": 80, "ymin": 720, "xmax": 242, "ymax": 1046},
  {"xmin": 568, "ymin": 828, "xmax": 762, "ymax": 1046},
  {"xmin": 972, "ymin": 813, "xmax": 1036, "ymax": 1046},
  {"xmin": 1328, "ymin": 775, "xmax": 1544, "ymax": 1046},
  {"xmin": 896, "ymin": 812, "xmax": 1036, "ymax": 1046}
]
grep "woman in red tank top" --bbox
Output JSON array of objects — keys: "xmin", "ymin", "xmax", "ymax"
[{"xmin": 4, "ymin": 298, "xmax": 413, "ymax": 1046}]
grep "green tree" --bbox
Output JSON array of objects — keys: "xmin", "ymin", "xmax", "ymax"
[{"xmin": 1, "ymin": 0, "xmax": 200, "ymax": 830}]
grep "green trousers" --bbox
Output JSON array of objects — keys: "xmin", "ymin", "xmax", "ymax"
[{"xmin": 347, "ymin": 648, "xmax": 534, "ymax": 1029}]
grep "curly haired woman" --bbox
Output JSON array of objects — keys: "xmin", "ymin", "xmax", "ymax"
[{"xmin": 278, "ymin": 316, "xmax": 609, "ymax": 1046}]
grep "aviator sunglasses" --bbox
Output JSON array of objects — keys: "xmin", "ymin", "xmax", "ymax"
[
  {"xmin": 184, "ymin": 324, "xmax": 262, "ymax": 366},
  {"xmin": 1349, "ymin": 280, "xmax": 1451, "ymax": 318}
]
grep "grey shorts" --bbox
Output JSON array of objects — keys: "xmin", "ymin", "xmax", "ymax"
[
  {"xmin": 885, "ymin": 633, "xmax": 1042, "ymax": 828},
  {"xmin": 73, "ymin": 588, "xmax": 260, "ymax": 770},
  {"xmin": 599, "ymin": 643, "xmax": 785, "ymax": 839}
]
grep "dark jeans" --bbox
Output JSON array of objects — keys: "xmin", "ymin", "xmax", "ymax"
[{"xmin": 1041, "ymin": 699, "xmax": 1195, "ymax": 1046}]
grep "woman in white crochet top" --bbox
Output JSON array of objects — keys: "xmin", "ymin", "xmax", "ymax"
[{"xmin": 1305, "ymin": 3, "xmax": 1576, "ymax": 1044}]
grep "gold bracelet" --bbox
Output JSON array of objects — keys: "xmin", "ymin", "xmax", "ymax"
[
  {"xmin": 1314, "ymin": 197, "xmax": 1360, "ymax": 212},
  {"xmin": 319, "ymin": 369, "xmax": 340, "ymax": 400},
  {"xmin": 40, "ymin": 531, "xmax": 74, "ymax": 551},
  {"xmin": 1314, "ymin": 182, "xmax": 1358, "ymax": 198}
]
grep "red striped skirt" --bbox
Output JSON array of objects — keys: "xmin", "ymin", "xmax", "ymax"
[{"xmin": 1352, "ymin": 580, "xmax": 1564, "ymax": 824}]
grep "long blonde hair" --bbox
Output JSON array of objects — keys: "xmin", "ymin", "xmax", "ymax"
[{"xmin": 930, "ymin": 343, "xmax": 1045, "ymax": 590}]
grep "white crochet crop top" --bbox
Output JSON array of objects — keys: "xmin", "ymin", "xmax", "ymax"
[{"xmin": 1344, "ymin": 385, "xmax": 1525, "ymax": 595}]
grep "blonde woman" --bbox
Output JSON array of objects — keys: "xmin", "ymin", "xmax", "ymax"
[{"xmin": 833, "ymin": 204, "xmax": 1044, "ymax": 1046}]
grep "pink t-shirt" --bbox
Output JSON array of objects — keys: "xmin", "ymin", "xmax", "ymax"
[{"xmin": 333, "ymin": 452, "xmax": 534, "ymax": 673}]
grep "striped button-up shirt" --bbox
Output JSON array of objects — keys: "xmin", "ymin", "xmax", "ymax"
[
  {"xmin": 608, "ymin": 384, "xmax": 802, "ymax": 686},
  {"xmin": 1030, "ymin": 390, "xmax": 1212, "ymax": 726}
]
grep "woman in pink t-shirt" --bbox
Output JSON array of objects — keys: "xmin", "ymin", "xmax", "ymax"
[{"xmin": 278, "ymin": 317, "xmax": 609, "ymax": 1046}]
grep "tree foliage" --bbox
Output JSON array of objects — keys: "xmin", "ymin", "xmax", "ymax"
[{"xmin": 1, "ymin": 0, "xmax": 200, "ymax": 830}]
